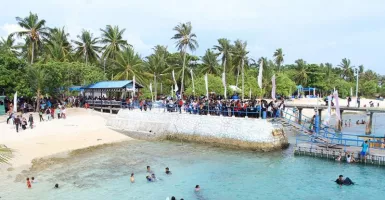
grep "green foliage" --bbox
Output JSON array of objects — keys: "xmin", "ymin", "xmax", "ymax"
[
  {"xmin": 185, "ymin": 74, "xmax": 224, "ymax": 96},
  {"xmin": 361, "ymin": 80, "xmax": 377, "ymax": 97},
  {"xmin": 275, "ymin": 73, "xmax": 296, "ymax": 97},
  {"xmin": 333, "ymin": 79, "xmax": 353, "ymax": 98}
]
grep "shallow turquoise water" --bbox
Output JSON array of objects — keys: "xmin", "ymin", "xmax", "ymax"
[{"xmin": 1, "ymin": 140, "xmax": 384, "ymax": 200}]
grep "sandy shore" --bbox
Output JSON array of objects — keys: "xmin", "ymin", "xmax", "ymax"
[{"xmin": 0, "ymin": 108, "xmax": 132, "ymax": 170}]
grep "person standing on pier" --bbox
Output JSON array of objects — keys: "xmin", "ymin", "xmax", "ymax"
[{"xmin": 360, "ymin": 140, "xmax": 369, "ymax": 162}]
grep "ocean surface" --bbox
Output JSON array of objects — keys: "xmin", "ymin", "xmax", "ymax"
[{"xmin": 1, "ymin": 113, "xmax": 385, "ymax": 200}]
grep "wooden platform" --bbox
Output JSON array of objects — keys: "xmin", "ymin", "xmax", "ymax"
[{"xmin": 294, "ymin": 142, "xmax": 385, "ymax": 166}]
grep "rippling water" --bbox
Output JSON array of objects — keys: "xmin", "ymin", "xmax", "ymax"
[
  {"xmin": 1, "ymin": 113, "xmax": 385, "ymax": 200},
  {"xmin": 1, "ymin": 138, "xmax": 385, "ymax": 200}
]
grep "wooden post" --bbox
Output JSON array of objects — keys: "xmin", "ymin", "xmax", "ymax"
[
  {"xmin": 298, "ymin": 108, "xmax": 303, "ymax": 124},
  {"xmin": 365, "ymin": 111, "xmax": 373, "ymax": 135},
  {"xmin": 318, "ymin": 109, "xmax": 322, "ymax": 128}
]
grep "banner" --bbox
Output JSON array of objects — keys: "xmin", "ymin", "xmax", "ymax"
[
  {"xmin": 204, "ymin": 73, "xmax": 209, "ymax": 98},
  {"xmin": 172, "ymin": 70, "xmax": 179, "ymax": 92},
  {"xmin": 190, "ymin": 69, "xmax": 195, "ymax": 94},
  {"xmin": 249, "ymin": 88, "xmax": 252, "ymax": 99},
  {"xmin": 13, "ymin": 92, "xmax": 17, "ymax": 113},
  {"xmin": 271, "ymin": 74, "xmax": 276, "ymax": 100},
  {"xmin": 333, "ymin": 90, "xmax": 341, "ymax": 121},
  {"xmin": 222, "ymin": 72, "xmax": 227, "ymax": 99},
  {"xmin": 257, "ymin": 61, "xmax": 263, "ymax": 89}
]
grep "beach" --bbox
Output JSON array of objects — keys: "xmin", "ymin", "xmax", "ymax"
[{"xmin": 0, "ymin": 108, "xmax": 132, "ymax": 170}]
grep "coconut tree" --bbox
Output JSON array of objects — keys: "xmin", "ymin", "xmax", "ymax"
[
  {"xmin": 338, "ymin": 58, "xmax": 354, "ymax": 81},
  {"xmin": 273, "ymin": 48, "xmax": 284, "ymax": 72},
  {"xmin": 28, "ymin": 66, "xmax": 47, "ymax": 112},
  {"xmin": 293, "ymin": 59, "xmax": 310, "ymax": 86},
  {"xmin": 0, "ymin": 35, "xmax": 20, "ymax": 56},
  {"xmin": 232, "ymin": 40, "xmax": 249, "ymax": 99},
  {"xmin": 100, "ymin": 25, "xmax": 128, "ymax": 60},
  {"xmin": 171, "ymin": 22, "xmax": 198, "ymax": 97},
  {"xmin": 213, "ymin": 38, "xmax": 232, "ymax": 87},
  {"xmin": 200, "ymin": 49, "xmax": 220, "ymax": 75},
  {"xmin": 14, "ymin": 12, "xmax": 49, "ymax": 64},
  {"xmin": 144, "ymin": 45, "xmax": 170, "ymax": 99},
  {"xmin": 114, "ymin": 46, "xmax": 144, "ymax": 82},
  {"xmin": 43, "ymin": 27, "xmax": 72, "ymax": 62},
  {"xmin": 72, "ymin": 30, "xmax": 101, "ymax": 65}
]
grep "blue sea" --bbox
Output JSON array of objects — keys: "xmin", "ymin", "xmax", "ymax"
[{"xmin": 1, "ymin": 113, "xmax": 385, "ymax": 200}]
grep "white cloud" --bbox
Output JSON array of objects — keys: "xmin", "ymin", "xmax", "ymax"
[{"xmin": 0, "ymin": 23, "xmax": 27, "ymax": 37}]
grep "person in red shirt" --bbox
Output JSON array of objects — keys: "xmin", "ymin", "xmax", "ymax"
[
  {"xmin": 26, "ymin": 177, "xmax": 32, "ymax": 189},
  {"xmin": 178, "ymin": 99, "xmax": 183, "ymax": 114}
]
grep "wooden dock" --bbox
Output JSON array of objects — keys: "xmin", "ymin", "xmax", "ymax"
[{"xmin": 294, "ymin": 142, "xmax": 385, "ymax": 166}]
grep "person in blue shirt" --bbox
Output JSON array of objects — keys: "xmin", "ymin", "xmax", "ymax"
[{"xmin": 360, "ymin": 140, "xmax": 369, "ymax": 162}]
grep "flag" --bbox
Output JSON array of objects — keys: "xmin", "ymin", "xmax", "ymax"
[
  {"xmin": 13, "ymin": 92, "xmax": 17, "ymax": 113},
  {"xmin": 323, "ymin": 95, "xmax": 332, "ymax": 126},
  {"xmin": 271, "ymin": 74, "xmax": 276, "ymax": 100},
  {"xmin": 257, "ymin": 61, "xmax": 263, "ymax": 89},
  {"xmin": 204, "ymin": 73, "xmax": 209, "ymax": 98},
  {"xmin": 222, "ymin": 72, "xmax": 227, "ymax": 99},
  {"xmin": 172, "ymin": 70, "xmax": 178, "ymax": 92},
  {"xmin": 190, "ymin": 69, "xmax": 195, "ymax": 94},
  {"xmin": 149, "ymin": 82, "xmax": 153, "ymax": 102},
  {"xmin": 133, "ymin": 75, "xmax": 136, "ymax": 94},
  {"xmin": 333, "ymin": 90, "xmax": 341, "ymax": 121},
  {"xmin": 350, "ymin": 87, "xmax": 353, "ymax": 97},
  {"xmin": 249, "ymin": 88, "xmax": 252, "ymax": 98}
]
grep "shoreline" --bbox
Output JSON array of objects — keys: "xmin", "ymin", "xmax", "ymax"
[{"xmin": 0, "ymin": 108, "xmax": 133, "ymax": 172}]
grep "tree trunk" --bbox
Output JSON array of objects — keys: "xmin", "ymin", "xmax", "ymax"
[
  {"xmin": 180, "ymin": 46, "xmax": 187, "ymax": 98},
  {"xmin": 36, "ymin": 89, "xmax": 41, "ymax": 112},
  {"xmin": 31, "ymin": 41, "xmax": 34, "ymax": 64},
  {"xmin": 242, "ymin": 59, "xmax": 245, "ymax": 100},
  {"xmin": 236, "ymin": 64, "xmax": 240, "ymax": 87}
]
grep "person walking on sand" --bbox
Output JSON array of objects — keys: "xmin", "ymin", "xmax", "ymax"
[
  {"xmin": 28, "ymin": 114, "xmax": 34, "ymax": 129},
  {"xmin": 56, "ymin": 107, "xmax": 61, "ymax": 119},
  {"xmin": 39, "ymin": 109, "xmax": 44, "ymax": 122},
  {"xmin": 14, "ymin": 115, "xmax": 21, "ymax": 133},
  {"xmin": 46, "ymin": 108, "xmax": 51, "ymax": 121},
  {"xmin": 61, "ymin": 107, "xmax": 66, "ymax": 119}
]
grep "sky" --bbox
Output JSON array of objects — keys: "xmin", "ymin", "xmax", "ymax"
[{"xmin": 1, "ymin": 0, "xmax": 385, "ymax": 74}]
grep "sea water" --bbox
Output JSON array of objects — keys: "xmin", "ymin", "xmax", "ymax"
[
  {"xmin": 1, "ymin": 113, "xmax": 385, "ymax": 200},
  {"xmin": 1, "ymin": 139, "xmax": 385, "ymax": 200}
]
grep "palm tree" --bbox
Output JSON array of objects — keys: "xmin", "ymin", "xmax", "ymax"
[
  {"xmin": 0, "ymin": 145, "xmax": 12, "ymax": 164},
  {"xmin": 213, "ymin": 38, "xmax": 232, "ymax": 85},
  {"xmin": 14, "ymin": 12, "xmax": 48, "ymax": 64},
  {"xmin": 338, "ymin": 58, "xmax": 353, "ymax": 81},
  {"xmin": 28, "ymin": 66, "xmax": 47, "ymax": 112},
  {"xmin": 100, "ymin": 25, "xmax": 128, "ymax": 60},
  {"xmin": 44, "ymin": 27, "xmax": 71, "ymax": 62},
  {"xmin": 273, "ymin": 48, "xmax": 284, "ymax": 72},
  {"xmin": 171, "ymin": 22, "xmax": 198, "ymax": 97},
  {"xmin": 232, "ymin": 40, "xmax": 249, "ymax": 99},
  {"xmin": 293, "ymin": 59, "xmax": 310, "ymax": 86},
  {"xmin": 0, "ymin": 35, "xmax": 19, "ymax": 56},
  {"xmin": 72, "ymin": 30, "xmax": 101, "ymax": 65},
  {"xmin": 200, "ymin": 49, "xmax": 220, "ymax": 75},
  {"xmin": 114, "ymin": 46, "xmax": 144, "ymax": 82},
  {"xmin": 144, "ymin": 45, "xmax": 170, "ymax": 99}
]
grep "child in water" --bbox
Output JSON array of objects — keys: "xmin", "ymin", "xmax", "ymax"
[
  {"xmin": 130, "ymin": 173, "xmax": 135, "ymax": 183},
  {"xmin": 26, "ymin": 178, "xmax": 31, "ymax": 189}
]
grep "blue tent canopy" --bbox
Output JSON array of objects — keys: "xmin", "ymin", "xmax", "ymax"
[
  {"xmin": 69, "ymin": 86, "xmax": 84, "ymax": 92},
  {"xmin": 82, "ymin": 80, "xmax": 144, "ymax": 92}
]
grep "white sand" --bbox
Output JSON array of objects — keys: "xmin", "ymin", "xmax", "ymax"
[{"xmin": 0, "ymin": 108, "xmax": 132, "ymax": 168}]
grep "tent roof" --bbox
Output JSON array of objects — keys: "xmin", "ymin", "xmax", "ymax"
[{"xmin": 82, "ymin": 80, "xmax": 143, "ymax": 90}]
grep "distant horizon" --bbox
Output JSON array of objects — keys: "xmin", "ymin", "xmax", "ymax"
[{"xmin": 1, "ymin": 0, "xmax": 385, "ymax": 74}]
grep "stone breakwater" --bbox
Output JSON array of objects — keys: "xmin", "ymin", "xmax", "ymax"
[{"xmin": 107, "ymin": 110, "xmax": 288, "ymax": 151}]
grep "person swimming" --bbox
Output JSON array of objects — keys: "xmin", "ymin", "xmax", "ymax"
[
  {"xmin": 31, "ymin": 177, "xmax": 37, "ymax": 183},
  {"xmin": 195, "ymin": 185, "xmax": 200, "ymax": 192},
  {"xmin": 130, "ymin": 173, "xmax": 135, "ymax": 183},
  {"xmin": 146, "ymin": 175, "xmax": 153, "ymax": 182},
  {"xmin": 335, "ymin": 153, "xmax": 341, "ymax": 162},
  {"xmin": 165, "ymin": 167, "xmax": 172, "ymax": 175},
  {"xmin": 335, "ymin": 175, "xmax": 354, "ymax": 186},
  {"xmin": 151, "ymin": 173, "xmax": 157, "ymax": 181},
  {"xmin": 147, "ymin": 166, "xmax": 153, "ymax": 174},
  {"xmin": 54, "ymin": 184, "xmax": 59, "ymax": 189}
]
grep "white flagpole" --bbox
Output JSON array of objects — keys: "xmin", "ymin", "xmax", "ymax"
[
  {"xmin": 150, "ymin": 82, "xmax": 153, "ymax": 102},
  {"xmin": 249, "ymin": 88, "xmax": 252, "ymax": 99},
  {"xmin": 258, "ymin": 61, "xmax": 263, "ymax": 89},
  {"xmin": 222, "ymin": 72, "xmax": 227, "ymax": 99},
  {"xmin": 271, "ymin": 74, "xmax": 276, "ymax": 100}
]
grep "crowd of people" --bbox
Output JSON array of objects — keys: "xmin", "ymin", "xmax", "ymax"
[{"xmin": 6, "ymin": 103, "xmax": 67, "ymax": 133}]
